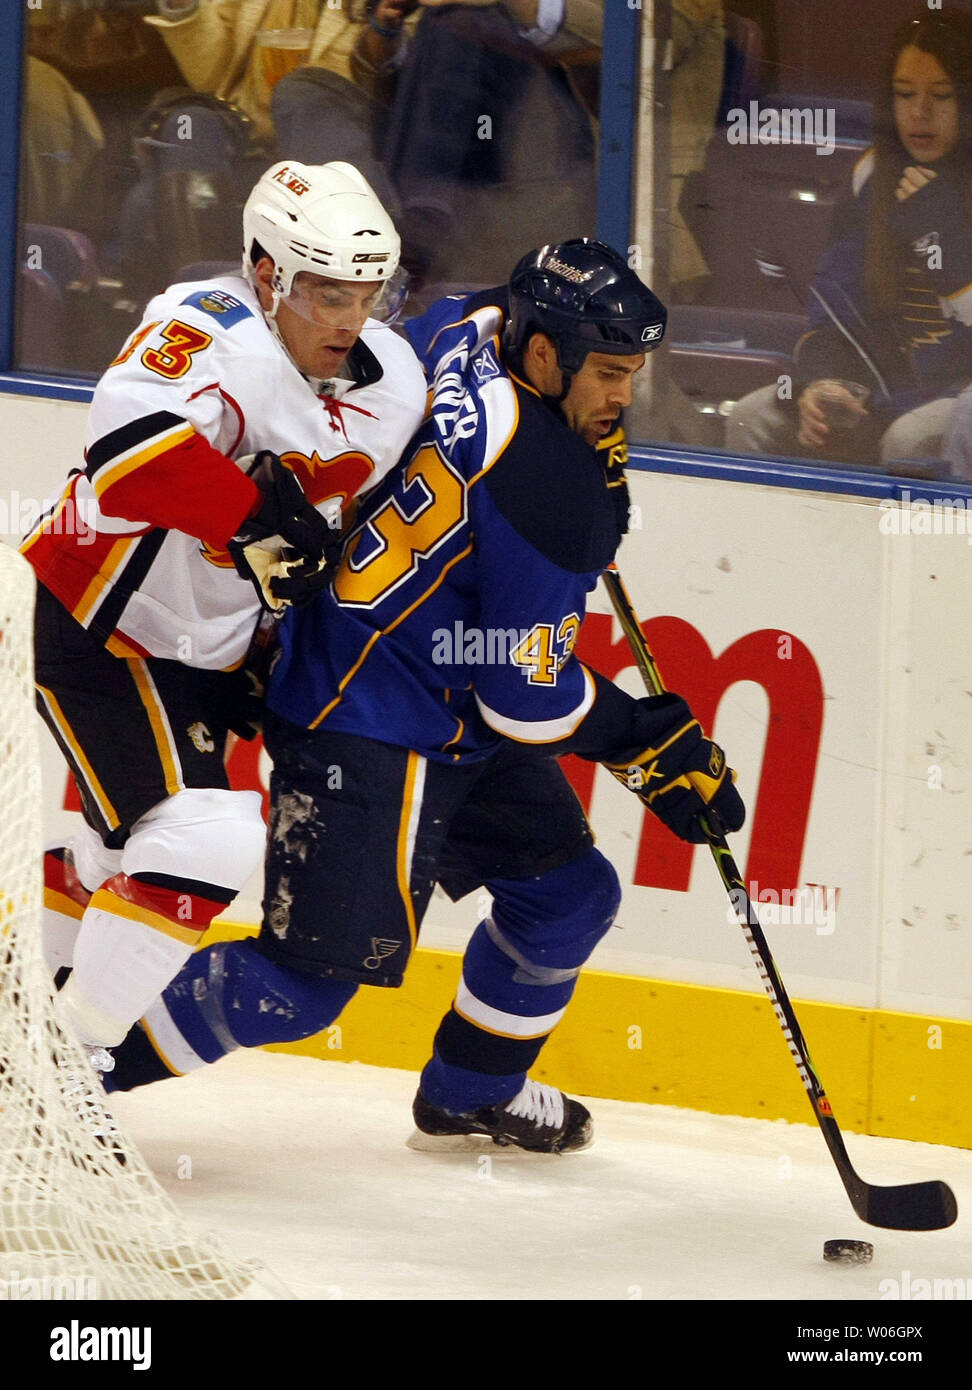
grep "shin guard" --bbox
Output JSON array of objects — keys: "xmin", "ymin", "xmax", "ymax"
[
  {"xmin": 108, "ymin": 939, "xmax": 358, "ymax": 1091},
  {"xmin": 422, "ymin": 850, "xmax": 620, "ymax": 1112}
]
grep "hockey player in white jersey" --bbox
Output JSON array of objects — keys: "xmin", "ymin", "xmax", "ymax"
[
  {"xmin": 100, "ymin": 240, "xmax": 745, "ymax": 1158},
  {"xmin": 22, "ymin": 160, "xmax": 426, "ymax": 1073}
]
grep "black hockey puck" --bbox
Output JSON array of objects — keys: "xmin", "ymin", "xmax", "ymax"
[{"xmin": 824, "ymin": 1239, "xmax": 874, "ymax": 1265}]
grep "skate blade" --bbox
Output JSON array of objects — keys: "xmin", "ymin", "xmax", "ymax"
[
  {"xmin": 406, "ymin": 1129, "xmax": 502, "ymax": 1153},
  {"xmin": 406, "ymin": 1128, "xmax": 593, "ymax": 1155}
]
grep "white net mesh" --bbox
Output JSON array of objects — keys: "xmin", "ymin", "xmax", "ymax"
[{"xmin": 0, "ymin": 542, "xmax": 274, "ymax": 1299}]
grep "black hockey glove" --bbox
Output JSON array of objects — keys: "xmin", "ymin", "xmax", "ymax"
[
  {"xmin": 596, "ymin": 425, "xmax": 631, "ymax": 544},
  {"xmin": 216, "ymin": 611, "xmax": 280, "ymax": 740},
  {"xmin": 604, "ymin": 693, "xmax": 745, "ymax": 843},
  {"xmin": 228, "ymin": 452, "xmax": 341, "ymax": 613},
  {"xmin": 217, "ymin": 664, "xmax": 265, "ymax": 742},
  {"xmin": 260, "ymin": 551, "xmax": 335, "ymax": 608}
]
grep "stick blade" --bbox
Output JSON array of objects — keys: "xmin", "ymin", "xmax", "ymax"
[{"xmin": 857, "ymin": 1180, "xmax": 958, "ymax": 1232}]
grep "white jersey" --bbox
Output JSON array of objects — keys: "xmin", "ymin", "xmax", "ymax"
[{"xmin": 22, "ymin": 275, "xmax": 426, "ymax": 669}]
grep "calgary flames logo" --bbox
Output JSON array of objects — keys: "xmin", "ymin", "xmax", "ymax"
[{"xmin": 201, "ymin": 450, "xmax": 376, "ymax": 569}]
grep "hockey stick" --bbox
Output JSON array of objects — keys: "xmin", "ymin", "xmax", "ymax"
[{"xmin": 602, "ymin": 564, "xmax": 957, "ymax": 1232}]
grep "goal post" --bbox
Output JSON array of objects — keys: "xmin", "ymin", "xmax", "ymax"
[{"xmin": 0, "ymin": 542, "xmax": 279, "ymax": 1300}]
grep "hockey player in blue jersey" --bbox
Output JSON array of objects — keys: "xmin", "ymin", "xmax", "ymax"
[{"xmin": 107, "ymin": 239, "xmax": 745, "ymax": 1154}]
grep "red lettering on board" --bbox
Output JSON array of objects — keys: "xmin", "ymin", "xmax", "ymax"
[
  {"xmin": 63, "ymin": 613, "xmax": 823, "ymax": 900},
  {"xmin": 561, "ymin": 613, "xmax": 824, "ymax": 895}
]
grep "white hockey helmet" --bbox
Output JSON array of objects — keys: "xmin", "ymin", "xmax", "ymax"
[{"xmin": 242, "ymin": 160, "xmax": 402, "ymax": 301}]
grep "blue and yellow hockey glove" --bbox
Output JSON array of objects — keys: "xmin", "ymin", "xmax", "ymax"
[{"xmin": 604, "ymin": 693, "xmax": 745, "ymax": 843}]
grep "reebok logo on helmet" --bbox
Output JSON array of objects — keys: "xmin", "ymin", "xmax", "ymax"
[{"xmin": 504, "ymin": 237, "xmax": 667, "ymax": 393}]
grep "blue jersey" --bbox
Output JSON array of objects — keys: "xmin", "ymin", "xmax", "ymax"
[{"xmin": 266, "ymin": 291, "xmax": 630, "ymax": 762}]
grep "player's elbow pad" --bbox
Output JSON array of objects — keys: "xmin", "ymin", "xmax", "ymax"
[{"xmin": 509, "ymin": 670, "xmax": 643, "ymax": 761}]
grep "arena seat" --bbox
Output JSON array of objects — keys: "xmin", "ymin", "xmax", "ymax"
[
  {"xmin": 687, "ymin": 94, "xmax": 872, "ymax": 313},
  {"xmin": 17, "ymin": 267, "xmax": 67, "ymax": 371},
  {"xmin": 667, "ymin": 305, "xmax": 809, "ymax": 418},
  {"xmin": 23, "ymin": 223, "xmax": 99, "ymax": 295}
]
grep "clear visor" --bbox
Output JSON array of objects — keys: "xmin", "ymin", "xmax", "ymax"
[{"xmin": 279, "ymin": 266, "xmax": 410, "ymax": 330}]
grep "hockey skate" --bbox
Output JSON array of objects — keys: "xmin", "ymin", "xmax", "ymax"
[
  {"xmin": 59, "ymin": 1045, "xmax": 127, "ymax": 1164},
  {"xmin": 407, "ymin": 1078, "xmax": 593, "ymax": 1154}
]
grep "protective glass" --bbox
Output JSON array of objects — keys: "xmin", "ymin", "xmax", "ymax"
[{"xmin": 281, "ymin": 266, "xmax": 410, "ymax": 330}]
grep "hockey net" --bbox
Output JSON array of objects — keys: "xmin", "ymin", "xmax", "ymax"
[{"xmin": 0, "ymin": 542, "xmax": 273, "ymax": 1300}]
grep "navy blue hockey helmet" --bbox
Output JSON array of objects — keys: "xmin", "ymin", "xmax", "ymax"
[{"xmin": 504, "ymin": 239, "xmax": 667, "ymax": 382}]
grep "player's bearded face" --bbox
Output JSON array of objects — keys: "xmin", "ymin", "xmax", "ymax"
[{"xmin": 562, "ymin": 351, "xmax": 646, "ymax": 445}]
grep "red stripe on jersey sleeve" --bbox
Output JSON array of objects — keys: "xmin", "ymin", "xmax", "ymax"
[{"xmin": 97, "ymin": 431, "xmax": 260, "ymax": 549}]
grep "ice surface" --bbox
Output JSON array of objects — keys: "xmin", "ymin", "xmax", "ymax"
[{"xmin": 111, "ymin": 1051, "xmax": 972, "ymax": 1303}]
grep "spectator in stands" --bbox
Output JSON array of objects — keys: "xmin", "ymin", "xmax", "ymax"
[
  {"xmin": 942, "ymin": 384, "xmax": 972, "ymax": 481},
  {"xmin": 145, "ymin": 0, "xmax": 419, "ymax": 140},
  {"xmin": 353, "ymin": 0, "xmax": 419, "ymax": 104},
  {"xmin": 669, "ymin": 0, "xmax": 726, "ymax": 294},
  {"xmin": 22, "ymin": 56, "xmax": 105, "ymax": 229},
  {"xmin": 727, "ymin": 11, "xmax": 972, "ymax": 474},
  {"xmin": 380, "ymin": 0, "xmax": 600, "ymax": 284},
  {"xmin": 382, "ymin": 0, "xmax": 725, "ymax": 286}
]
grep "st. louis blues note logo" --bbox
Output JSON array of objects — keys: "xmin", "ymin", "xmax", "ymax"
[{"xmin": 363, "ymin": 938, "xmax": 402, "ymax": 970}]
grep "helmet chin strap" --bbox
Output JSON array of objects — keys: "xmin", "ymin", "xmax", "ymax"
[
  {"xmin": 250, "ymin": 269, "xmax": 352, "ymax": 395},
  {"xmin": 552, "ymin": 371, "xmax": 572, "ymax": 405},
  {"xmin": 537, "ymin": 378, "xmax": 571, "ymax": 409},
  {"xmin": 248, "ymin": 263, "xmax": 315, "ymax": 380},
  {"xmin": 551, "ymin": 346, "xmax": 582, "ymax": 406},
  {"xmin": 265, "ymin": 272, "xmax": 287, "ymax": 343},
  {"xmin": 516, "ymin": 336, "xmax": 576, "ymax": 405},
  {"xmin": 509, "ymin": 341, "xmax": 573, "ymax": 408},
  {"xmin": 266, "ymin": 296, "xmax": 307, "ymax": 378},
  {"xmin": 243, "ymin": 260, "xmax": 286, "ymax": 343}
]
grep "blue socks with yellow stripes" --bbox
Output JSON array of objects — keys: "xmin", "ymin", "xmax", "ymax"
[{"xmin": 420, "ymin": 851, "xmax": 619, "ymax": 1112}]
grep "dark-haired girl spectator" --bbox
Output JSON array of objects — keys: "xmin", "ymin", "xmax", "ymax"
[{"xmin": 728, "ymin": 11, "xmax": 972, "ymax": 475}]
